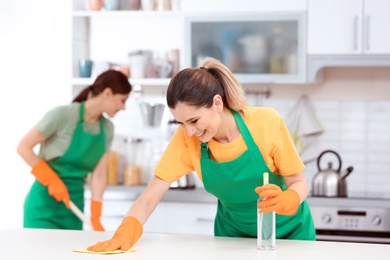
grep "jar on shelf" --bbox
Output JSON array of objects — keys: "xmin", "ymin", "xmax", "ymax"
[
  {"xmin": 153, "ymin": 0, "xmax": 171, "ymax": 11},
  {"xmin": 119, "ymin": 0, "xmax": 141, "ymax": 10},
  {"xmin": 107, "ymin": 151, "xmax": 119, "ymax": 185},
  {"xmin": 86, "ymin": 0, "xmax": 104, "ymax": 11},
  {"xmin": 123, "ymin": 137, "xmax": 144, "ymax": 186}
]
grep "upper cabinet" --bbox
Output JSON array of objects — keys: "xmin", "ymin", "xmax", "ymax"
[
  {"xmin": 185, "ymin": 13, "xmax": 306, "ymax": 84},
  {"xmin": 364, "ymin": 0, "xmax": 390, "ymax": 54},
  {"xmin": 306, "ymin": 0, "xmax": 390, "ymax": 82},
  {"xmin": 70, "ymin": 0, "xmax": 390, "ymax": 86},
  {"xmin": 70, "ymin": 0, "xmax": 308, "ymax": 91},
  {"xmin": 308, "ymin": 0, "xmax": 390, "ymax": 55}
]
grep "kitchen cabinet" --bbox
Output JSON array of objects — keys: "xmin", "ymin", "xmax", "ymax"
[
  {"xmin": 308, "ymin": 0, "xmax": 390, "ymax": 55},
  {"xmin": 71, "ymin": 0, "xmax": 309, "ymax": 90},
  {"xmin": 364, "ymin": 0, "xmax": 390, "ymax": 54},
  {"xmin": 83, "ymin": 199, "xmax": 132, "ymax": 231},
  {"xmin": 186, "ymin": 13, "xmax": 307, "ymax": 84},
  {"xmin": 164, "ymin": 202, "xmax": 216, "ymax": 235},
  {"xmin": 84, "ymin": 198, "xmax": 216, "ymax": 234},
  {"xmin": 84, "ymin": 199, "xmax": 168, "ymax": 232}
]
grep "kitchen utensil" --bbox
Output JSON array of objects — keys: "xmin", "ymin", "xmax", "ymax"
[
  {"xmin": 86, "ymin": 0, "xmax": 104, "ymax": 11},
  {"xmin": 78, "ymin": 59, "xmax": 93, "ymax": 78},
  {"xmin": 105, "ymin": 0, "xmax": 120, "ymax": 10},
  {"xmin": 311, "ymin": 150, "xmax": 354, "ymax": 197},
  {"xmin": 238, "ymin": 34, "xmax": 267, "ymax": 72},
  {"xmin": 154, "ymin": 0, "xmax": 171, "ymax": 10},
  {"xmin": 110, "ymin": 65, "xmax": 130, "ymax": 78},
  {"xmin": 120, "ymin": 0, "xmax": 141, "ymax": 10},
  {"xmin": 170, "ymin": 172, "xmax": 196, "ymax": 189},
  {"xmin": 156, "ymin": 59, "xmax": 172, "ymax": 78},
  {"xmin": 144, "ymin": 59, "xmax": 172, "ymax": 78},
  {"xmin": 69, "ymin": 200, "xmax": 92, "ymax": 228},
  {"xmin": 165, "ymin": 119, "xmax": 197, "ymax": 189},
  {"xmin": 138, "ymin": 102, "xmax": 165, "ymax": 127},
  {"xmin": 128, "ymin": 50, "xmax": 153, "ymax": 78},
  {"xmin": 165, "ymin": 48, "xmax": 180, "ymax": 77}
]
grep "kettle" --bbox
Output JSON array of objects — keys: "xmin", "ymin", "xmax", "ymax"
[{"xmin": 311, "ymin": 150, "xmax": 353, "ymax": 197}]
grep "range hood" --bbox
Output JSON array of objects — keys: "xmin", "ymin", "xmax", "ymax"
[{"xmin": 307, "ymin": 55, "xmax": 390, "ymax": 83}]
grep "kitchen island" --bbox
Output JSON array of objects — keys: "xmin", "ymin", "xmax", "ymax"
[{"xmin": 1, "ymin": 228, "xmax": 389, "ymax": 259}]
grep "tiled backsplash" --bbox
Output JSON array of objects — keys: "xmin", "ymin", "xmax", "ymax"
[
  {"xmin": 110, "ymin": 96, "xmax": 390, "ymax": 198},
  {"xmin": 263, "ymin": 99, "xmax": 390, "ymax": 198}
]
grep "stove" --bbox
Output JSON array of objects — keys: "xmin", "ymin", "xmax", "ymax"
[{"xmin": 306, "ymin": 195, "xmax": 390, "ymax": 244}]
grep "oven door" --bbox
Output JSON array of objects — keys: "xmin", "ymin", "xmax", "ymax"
[
  {"xmin": 309, "ymin": 203, "xmax": 390, "ymax": 244},
  {"xmin": 316, "ymin": 229, "xmax": 390, "ymax": 244}
]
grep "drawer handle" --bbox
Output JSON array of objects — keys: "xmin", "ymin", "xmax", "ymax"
[
  {"xmin": 353, "ymin": 16, "xmax": 359, "ymax": 50},
  {"xmin": 196, "ymin": 218, "xmax": 214, "ymax": 222},
  {"xmin": 365, "ymin": 15, "xmax": 370, "ymax": 51},
  {"xmin": 103, "ymin": 215, "xmax": 126, "ymax": 219}
]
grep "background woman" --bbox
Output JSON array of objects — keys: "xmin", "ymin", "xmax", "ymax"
[
  {"xmin": 17, "ymin": 70, "xmax": 131, "ymax": 230},
  {"xmin": 87, "ymin": 58, "xmax": 315, "ymax": 252}
]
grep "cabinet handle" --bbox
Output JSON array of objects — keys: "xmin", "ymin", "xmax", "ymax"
[
  {"xmin": 365, "ymin": 15, "xmax": 371, "ymax": 51},
  {"xmin": 104, "ymin": 215, "xmax": 126, "ymax": 219},
  {"xmin": 353, "ymin": 16, "xmax": 359, "ymax": 50},
  {"xmin": 196, "ymin": 218, "xmax": 214, "ymax": 222}
]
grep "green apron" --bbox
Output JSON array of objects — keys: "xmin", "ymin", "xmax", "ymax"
[
  {"xmin": 24, "ymin": 102, "xmax": 106, "ymax": 230},
  {"xmin": 200, "ymin": 110, "xmax": 316, "ymax": 240}
]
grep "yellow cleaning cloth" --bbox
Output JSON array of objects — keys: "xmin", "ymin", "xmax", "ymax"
[{"xmin": 72, "ymin": 247, "xmax": 137, "ymax": 255}]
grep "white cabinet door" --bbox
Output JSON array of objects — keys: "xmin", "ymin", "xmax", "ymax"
[
  {"xmin": 308, "ymin": 0, "xmax": 363, "ymax": 54},
  {"xmin": 84, "ymin": 200, "xmax": 133, "ymax": 231},
  {"xmin": 364, "ymin": 0, "xmax": 390, "ymax": 54},
  {"xmin": 143, "ymin": 203, "xmax": 167, "ymax": 234},
  {"xmin": 165, "ymin": 202, "xmax": 217, "ymax": 235},
  {"xmin": 308, "ymin": 0, "xmax": 390, "ymax": 55}
]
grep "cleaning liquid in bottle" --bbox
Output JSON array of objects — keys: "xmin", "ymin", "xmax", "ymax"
[{"xmin": 257, "ymin": 172, "xmax": 276, "ymax": 250}]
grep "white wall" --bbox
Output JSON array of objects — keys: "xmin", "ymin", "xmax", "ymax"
[
  {"xmin": 0, "ymin": 0, "xmax": 71, "ymax": 229},
  {"xmin": 1, "ymin": 0, "xmax": 389, "ymax": 231}
]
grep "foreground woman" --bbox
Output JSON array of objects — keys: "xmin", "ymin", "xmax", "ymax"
[{"xmin": 88, "ymin": 58, "xmax": 315, "ymax": 252}]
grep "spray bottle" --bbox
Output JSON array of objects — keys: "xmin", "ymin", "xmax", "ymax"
[{"xmin": 257, "ymin": 172, "xmax": 276, "ymax": 250}]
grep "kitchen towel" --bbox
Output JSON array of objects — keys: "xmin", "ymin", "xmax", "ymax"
[{"xmin": 285, "ymin": 95, "xmax": 324, "ymax": 163}]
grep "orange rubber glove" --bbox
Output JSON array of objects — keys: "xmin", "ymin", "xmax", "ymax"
[
  {"xmin": 255, "ymin": 184, "xmax": 300, "ymax": 216},
  {"xmin": 91, "ymin": 200, "xmax": 105, "ymax": 231},
  {"xmin": 87, "ymin": 216, "xmax": 143, "ymax": 252},
  {"xmin": 31, "ymin": 160, "xmax": 70, "ymax": 209}
]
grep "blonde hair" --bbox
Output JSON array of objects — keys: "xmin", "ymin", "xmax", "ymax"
[{"xmin": 201, "ymin": 57, "xmax": 247, "ymax": 111}]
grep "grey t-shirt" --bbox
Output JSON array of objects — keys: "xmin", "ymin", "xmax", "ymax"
[{"xmin": 36, "ymin": 102, "xmax": 114, "ymax": 161}]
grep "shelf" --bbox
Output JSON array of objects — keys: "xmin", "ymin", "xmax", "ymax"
[
  {"xmin": 72, "ymin": 77, "xmax": 171, "ymax": 86},
  {"xmin": 307, "ymin": 55, "xmax": 390, "ymax": 83},
  {"xmin": 72, "ymin": 10, "xmax": 182, "ymax": 18}
]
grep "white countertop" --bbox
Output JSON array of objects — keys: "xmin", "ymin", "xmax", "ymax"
[
  {"xmin": 86, "ymin": 185, "xmax": 218, "ymax": 203},
  {"xmin": 1, "ymin": 228, "xmax": 389, "ymax": 260},
  {"xmin": 89, "ymin": 185, "xmax": 390, "ymax": 208}
]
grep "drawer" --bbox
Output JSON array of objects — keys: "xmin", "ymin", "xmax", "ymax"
[
  {"xmin": 83, "ymin": 200, "xmax": 133, "ymax": 231},
  {"xmin": 164, "ymin": 202, "xmax": 217, "ymax": 235},
  {"xmin": 143, "ymin": 203, "xmax": 166, "ymax": 234}
]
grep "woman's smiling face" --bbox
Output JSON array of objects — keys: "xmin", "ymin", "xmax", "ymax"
[{"xmin": 170, "ymin": 98, "xmax": 222, "ymax": 142}]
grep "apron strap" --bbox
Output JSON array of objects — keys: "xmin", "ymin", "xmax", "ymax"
[
  {"xmin": 200, "ymin": 142, "xmax": 210, "ymax": 159},
  {"xmin": 200, "ymin": 109, "xmax": 258, "ymax": 159},
  {"xmin": 230, "ymin": 109, "xmax": 258, "ymax": 149},
  {"xmin": 79, "ymin": 101, "xmax": 85, "ymax": 123}
]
